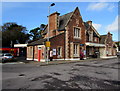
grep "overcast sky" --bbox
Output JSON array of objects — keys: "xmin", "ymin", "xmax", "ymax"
[{"xmin": 2, "ymin": 2, "xmax": 118, "ymax": 41}]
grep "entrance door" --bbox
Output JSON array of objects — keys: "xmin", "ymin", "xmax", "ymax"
[
  {"xmin": 38, "ymin": 47, "xmax": 41, "ymax": 62},
  {"xmin": 99, "ymin": 48, "xmax": 105, "ymax": 57}
]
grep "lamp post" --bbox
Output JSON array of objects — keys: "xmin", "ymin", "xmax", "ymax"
[{"xmin": 46, "ymin": 3, "xmax": 55, "ymax": 64}]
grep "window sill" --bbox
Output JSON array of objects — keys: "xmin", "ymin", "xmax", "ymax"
[
  {"xmin": 74, "ymin": 37, "xmax": 81, "ymax": 39},
  {"xmin": 73, "ymin": 54, "xmax": 79, "ymax": 57},
  {"xmin": 57, "ymin": 55, "xmax": 62, "ymax": 58}
]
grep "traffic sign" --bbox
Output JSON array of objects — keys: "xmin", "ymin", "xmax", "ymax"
[{"xmin": 46, "ymin": 41, "xmax": 50, "ymax": 47}]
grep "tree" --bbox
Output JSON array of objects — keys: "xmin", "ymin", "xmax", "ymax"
[
  {"xmin": 29, "ymin": 24, "xmax": 46, "ymax": 40},
  {"xmin": 30, "ymin": 27, "xmax": 40, "ymax": 40},
  {"xmin": 2, "ymin": 22, "xmax": 30, "ymax": 47}
]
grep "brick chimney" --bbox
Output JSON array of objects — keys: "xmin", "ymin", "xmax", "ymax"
[
  {"xmin": 87, "ymin": 21, "xmax": 92, "ymax": 26},
  {"xmin": 108, "ymin": 32, "xmax": 113, "ymax": 38},
  {"xmin": 49, "ymin": 12, "xmax": 60, "ymax": 31}
]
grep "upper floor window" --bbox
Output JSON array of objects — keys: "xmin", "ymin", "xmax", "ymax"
[
  {"xmin": 74, "ymin": 27, "xmax": 81, "ymax": 38},
  {"xmin": 94, "ymin": 37, "xmax": 97, "ymax": 42},
  {"xmin": 89, "ymin": 31, "xmax": 93, "ymax": 42}
]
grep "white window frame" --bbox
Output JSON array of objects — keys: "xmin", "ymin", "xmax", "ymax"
[
  {"xmin": 73, "ymin": 44, "xmax": 79, "ymax": 57},
  {"xmin": 74, "ymin": 27, "xmax": 81, "ymax": 39},
  {"xmin": 57, "ymin": 46, "xmax": 62, "ymax": 58},
  {"xmin": 89, "ymin": 31, "xmax": 93, "ymax": 42},
  {"xmin": 94, "ymin": 37, "xmax": 97, "ymax": 42}
]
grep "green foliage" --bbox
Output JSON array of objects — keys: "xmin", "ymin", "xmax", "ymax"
[
  {"xmin": 29, "ymin": 24, "xmax": 46, "ymax": 40},
  {"xmin": 30, "ymin": 27, "xmax": 40, "ymax": 40},
  {"xmin": 2, "ymin": 22, "xmax": 30, "ymax": 47}
]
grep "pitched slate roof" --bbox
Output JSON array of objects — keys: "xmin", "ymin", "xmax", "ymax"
[
  {"xmin": 84, "ymin": 22, "xmax": 89, "ymax": 29},
  {"xmin": 100, "ymin": 35, "xmax": 107, "ymax": 44},
  {"xmin": 28, "ymin": 11, "xmax": 73, "ymax": 46},
  {"xmin": 84, "ymin": 22, "xmax": 100, "ymax": 37},
  {"xmin": 58, "ymin": 12, "xmax": 73, "ymax": 30},
  {"xmin": 42, "ymin": 11, "xmax": 73, "ymax": 35},
  {"xmin": 28, "ymin": 32, "xmax": 65, "ymax": 46},
  {"xmin": 28, "ymin": 39, "xmax": 47, "ymax": 46}
]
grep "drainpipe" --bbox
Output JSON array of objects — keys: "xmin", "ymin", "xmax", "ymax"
[
  {"xmin": 64, "ymin": 29, "xmax": 66, "ymax": 60},
  {"xmin": 33, "ymin": 46, "xmax": 35, "ymax": 61}
]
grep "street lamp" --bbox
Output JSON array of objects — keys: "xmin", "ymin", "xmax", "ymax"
[{"xmin": 46, "ymin": 3, "xmax": 55, "ymax": 64}]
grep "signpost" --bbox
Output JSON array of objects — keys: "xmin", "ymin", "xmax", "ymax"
[{"xmin": 46, "ymin": 3, "xmax": 55, "ymax": 64}]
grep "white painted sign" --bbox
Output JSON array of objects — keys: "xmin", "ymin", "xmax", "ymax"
[{"xmin": 53, "ymin": 49, "xmax": 56, "ymax": 55}]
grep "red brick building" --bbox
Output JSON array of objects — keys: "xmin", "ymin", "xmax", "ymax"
[
  {"xmin": 84, "ymin": 21, "xmax": 105, "ymax": 58},
  {"xmin": 27, "ymin": 7, "xmax": 117, "ymax": 61},
  {"xmin": 99, "ymin": 32, "xmax": 117, "ymax": 57},
  {"xmin": 84, "ymin": 21, "xmax": 117, "ymax": 58}
]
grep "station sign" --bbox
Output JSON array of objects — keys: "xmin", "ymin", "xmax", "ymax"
[{"xmin": 80, "ymin": 44, "xmax": 84, "ymax": 46}]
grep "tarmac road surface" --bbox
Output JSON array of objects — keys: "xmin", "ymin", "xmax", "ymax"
[{"xmin": 2, "ymin": 58, "xmax": 120, "ymax": 90}]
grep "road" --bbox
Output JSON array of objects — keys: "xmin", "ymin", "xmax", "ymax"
[{"xmin": 2, "ymin": 58, "xmax": 120, "ymax": 90}]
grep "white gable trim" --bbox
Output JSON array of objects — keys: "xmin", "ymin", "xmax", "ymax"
[
  {"xmin": 91, "ymin": 26, "xmax": 100, "ymax": 37},
  {"xmin": 86, "ymin": 42, "xmax": 105, "ymax": 47},
  {"xmin": 14, "ymin": 44, "xmax": 27, "ymax": 47}
]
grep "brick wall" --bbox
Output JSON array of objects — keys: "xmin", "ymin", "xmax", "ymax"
[
  {"xmin": 66, "ymin": 8, "xmax": 86, "ymax": 58},
  {"xmin": 106, "ymin": 32, "xmax": 113, "ymax": 47},
  {"xmin": 93, "ymin": 37, "xmax": 99, "ymax": 43},
  {"xmin": 105, "ymin": 32, "xmax": 116, "ymax": 56},
  {"xmin": 50, "ymin": 33, "xmax": 65, "ymax": 59},
  {"xmin": 86, "ymin": 28, "xmax": 100, "ymax": 43},
  {"xmin": 34, "ymin": 46, "xmax": 38, "ymax": 59},
  {"xmin": 27, "ymin": 46, "xmax": 33, "ymax": 59}
]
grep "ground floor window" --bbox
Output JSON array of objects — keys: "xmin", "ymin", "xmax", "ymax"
[
  {"xmin": 57, "ymin": 46, "xmax": 62, "ymax": 57},
  {"xmin": 89, "ymin": 48, "xmax": 93, "ymax": 55},
  {"xmin": 74, "ymin": 44, "xmax": 79, "ymax": 57},
  {"xmin": 108, "ymin": 48, "xmax": 112, "ymax": 55},
  {"xmin": 30, "ymin": 47, "xmax": 33, "ymax": 56}
]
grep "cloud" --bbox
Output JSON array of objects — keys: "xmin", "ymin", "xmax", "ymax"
[
  {"xmin": 87, "ymin": 3, "xmax": 108, "ymax": 11},
  {"xmin": 105, "ymin": 16, "xmax": 118, "ymax": 32},
  {"xmin": 92, "ymin": 23, "xmax": 102, "ymax": 30},
  {"xmin": 87, "ymin": 2, "xmax": 116, "ymax": 11},
  {"xmin": 108, "ymin": 4, "xmax": 115, "ymax": 12}
]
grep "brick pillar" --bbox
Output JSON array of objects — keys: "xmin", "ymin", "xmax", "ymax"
[
  {"xmin": 65, "ymin": 30, "xmax": 69, "ymax": 59},
  {"xmin": 70, "ymin": 42, "xmax": 73, "ymax": 58}
]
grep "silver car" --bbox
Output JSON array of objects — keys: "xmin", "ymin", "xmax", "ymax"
[{"xmin": 1, "ymin": 53, "xmax": 14, "ymax": 62}]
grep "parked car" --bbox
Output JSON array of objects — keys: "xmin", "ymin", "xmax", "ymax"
[
  {"xmin": 117, "ymin": 51, "xmax": 120, "ymax": 58},
  {"xmin": 0, "ymin": 53, "xmax": 14, "ymax": 62}
]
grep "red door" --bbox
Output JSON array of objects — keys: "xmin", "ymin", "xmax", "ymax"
[{"xmin": 38, "ymin": 50, "xmax": 41, "ymax": 62}]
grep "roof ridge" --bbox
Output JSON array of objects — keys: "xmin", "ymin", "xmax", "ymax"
[
  {"xmin": 60, "ymin": 11, "xmax": 73, "ymax": 17},
  {"xmin": 100, "ymin": 35, "xmax": 107, "ymax": 36}
]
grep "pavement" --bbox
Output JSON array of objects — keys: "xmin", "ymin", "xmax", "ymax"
[{"xmin": 12, "ymin": 56, "xmax": 118, "ymax": 66}]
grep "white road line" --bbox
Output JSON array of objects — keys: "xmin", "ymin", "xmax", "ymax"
[{"xmin": 2, "ymin": 62, "xmax": 25, "ymax": 65}]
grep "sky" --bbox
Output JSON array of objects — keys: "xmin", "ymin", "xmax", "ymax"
[{"xmin": 2, "ymin": 2, "xmax": 119, "ymax": 41}]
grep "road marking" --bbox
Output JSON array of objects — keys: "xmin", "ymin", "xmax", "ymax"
[{"xmin": 2, "ymin": 62, "xmax": 25, "ymax": 65}]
